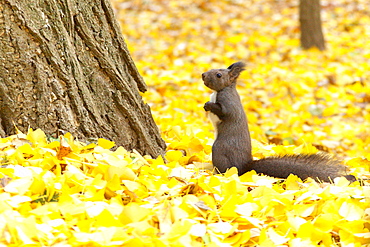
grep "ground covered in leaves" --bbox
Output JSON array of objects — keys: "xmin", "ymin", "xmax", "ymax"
[{"xmin": 1, "ymin": 0, "xmax": 370, "ymax": 246}]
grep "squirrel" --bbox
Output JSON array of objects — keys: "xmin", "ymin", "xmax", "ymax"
[{"xmin": 202, "ymin": 62, "xmax": 355, "ymax": 182}]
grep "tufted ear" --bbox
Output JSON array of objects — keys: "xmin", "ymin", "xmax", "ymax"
[{"xmin": 228, "ymin": 62, "xmax": 246, "ymax": 82}]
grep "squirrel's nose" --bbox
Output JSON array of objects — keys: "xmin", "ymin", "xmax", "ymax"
[{"xmin": 202, "ymin": 73, "xmax": 205, "ymax": 80}]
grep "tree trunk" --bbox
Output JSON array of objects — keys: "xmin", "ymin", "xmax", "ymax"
[
  {"xmin": 0, "ymin": 0, "xmax": 166, "ymax": 157},
  {"xmin": 299, "ymin": 0, "xmax": 325, "ymax": 51}
]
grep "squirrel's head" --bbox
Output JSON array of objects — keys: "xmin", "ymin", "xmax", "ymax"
[{"xmin": 202, "ymin": 62, "xmax": 246, "ymax": 91}]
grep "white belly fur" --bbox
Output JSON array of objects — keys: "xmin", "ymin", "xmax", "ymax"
[{"xmin": 208, "ymin": 91, "xmax": 220, "ymax": 138}]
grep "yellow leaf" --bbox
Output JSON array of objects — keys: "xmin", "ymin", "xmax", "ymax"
[
  {"xmin": 128, "ymin": 220, "xmax": 158, "ymax": 235},
  {"xmin": 119, "ymin": 203, "xmax": 151, "ymax": 224},
  {"xmin": 287, "ymin": 216, "xmax": 307, "ymax": 232},
  {"xmin": 266, "ymin": 228, "xmax": 289, "ymax": 245},
  {"xmin": 208, "ymin": 221, "xmax": 234, "ymax": 235},
  {"xmin": 224, "ymin": 166, "xmax": 238, "ymax": 177},
  {"xmin": 6, "ymin": 195, "xmax": 32, "ymax": 208},
  {"xmin": 4, "ymin": 177, "xmax": 33, "ymax": 195},
  {"xmin": 226, "ymin": 34, "xmax": 244, "ymax": 44},
  {"xmin": 338, "ymin": 201, "xmax": 364, "ymax": 221},
  {"xmin": 95, "ymin": 209, "xmax": 123, "ymax": 227},
  {"xmin": 106, "ymin": 174, "xmax": 122, "ymax": 191},
  {"xmin": 155, "ymin": 200, "xmax": 173, "ymax": 234},
  {"xmin": 197, "ymin": 194, "xmax": 217, "ymax": 210},
  {"xmin": 235, "ymin": 202, "xmax": 259, "ymax": 217},
  {"xmin": 170, "ymin": 204, "xmax": 189, "ymax": 222},
  {"xmin": 296, "ymin": 221, "xmax": 314, "ymax": 240},
  {"xmin": 108, "ymin": 166, "xmax": 137, "ymax": 181},
  {"xmin": 166, "ymin": 220, "xmax": 192, "ymax": 244},
  {"xmin": 165, "ymin": 150, "xmax": 183, "ymax": 162},
  {"xmin": 223, "ymin": 232, "xmax": 243, "ymax": 244},
  {"xmin": 122, "ymin": 180, "xmax": 148, "ymax": 198},
  {"xmin": 29, "ymin": 178, "xmax": 46, "ymax": 195},
  {"xmin": 188, "ymin": 138, "xmax": 205, "ymax": 154},
  {"xmin": 84, "ymin": 187, "xmax": 106, "ymax": 201},
  {"xmin": 189, "ymin": 223, "xmax": 206, "ymax": 237},
  {"xmin": 26, "ymin": 128, "xmax": 47, "ymax": 146},
  {"xmin": 75, "ymin": 219, "xmax": 93, "ymax": 233},
  {"xmin": 293, "ymin": 204, "xmax": 316, "ymax": 217},
  {"xmin": 239, "ymin": 170, "xmax": 257, "ymax": 182},
  {"xmin": 285, "ymin": 174, "xmax": 302, "ymax": 190},
  {"xmin": 334, "ymin": 176, "xmax": 352, "ymax": 186},
  {"xmin": 16, "ymin": 143, "xmax": 35, "ymax": 156},
  {"xmin": 258, "ymin": 228, "xmax": 274, "ymax": 246},
  {"xmin": 98, "ymin": 138, "xmax": 115, "ymax": 149},
  {"xmin": 91, "ymin": 174, "xmax": 107, "ymax": 189},
  {"xmin": 313, "ymin": 214, "xmax": 337, "ymax": 233}
]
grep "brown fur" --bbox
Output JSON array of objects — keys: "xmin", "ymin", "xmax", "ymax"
[{"xmin": 203, "ymin": 62, "xmax": 355, "ymax": 182}]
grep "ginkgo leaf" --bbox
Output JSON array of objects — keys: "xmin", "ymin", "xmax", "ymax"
[
  {"xmin": 266, "ymin": 228, "xmax": 290, "ymax": 245},
  {"xmin": 6, "ymin": 195, "xmax": 32, "ymax": 208},
  {"xmin": 338, "ymin": 201, "xmax": 364, "ymax": 221},
  {"xmin": 26, "ymin": 128, "xmax": 47, "ymax": 146},
  {"xmin": 235, "ymin": 202, "xmax": 259, "ymax": 217},
  {"xmin": 208, "ymin": 221, "xmax": 234, "ymax": 235},
  {"xmin": 165, "ymin": 150, "xmax": 183, "ymax": 162},
  {"xmin": 119, "ymin": 203, "xmax": 151, "ymax": 224},
  {"xmin": 0, "ymin": 1, "xmax": 369, "ymax": 245},
  {"xmin": 293, "ymin": 204, "xmax": 316, "ymax": 217},
  {"xmin": 98, "ymin": 138, "xmax": 115, "ymax": 150},
  {"xmin": 189, "ymin": 223, "xmax": 207, "ymax": 237},
  {"xmin": 4, "ymin": 177, "xmax": 33, "ymax": 195}
]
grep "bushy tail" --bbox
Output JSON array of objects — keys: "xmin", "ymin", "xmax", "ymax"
[{"xmin": 248, "ymin": 153, "xmax": 355, "ymax": 182}]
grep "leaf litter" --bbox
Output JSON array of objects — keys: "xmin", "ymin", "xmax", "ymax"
[{"xmin": 1, "ymin": 0, "xmax": 370, "ymax": 246}]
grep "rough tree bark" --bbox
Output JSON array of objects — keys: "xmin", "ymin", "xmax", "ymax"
[
  {"xmin": 299, "ymin": 0, "xmax": 325, "ymax": 51},
  {"xmin": 0, "ymin": 0, "xmax": 166, "ymax": 157}
]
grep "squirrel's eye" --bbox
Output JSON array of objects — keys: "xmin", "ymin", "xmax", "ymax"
[{"xmin": 216, "ymin": 73, "xmax": 222, "ymax": 78}]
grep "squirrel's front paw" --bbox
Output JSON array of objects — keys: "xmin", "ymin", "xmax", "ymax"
[{"xmin": 204, "ymin": 102, "xmax": 212, "ymax": 111}]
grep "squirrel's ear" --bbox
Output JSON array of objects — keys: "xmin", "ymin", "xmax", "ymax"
[{"xmin": 228, "ymin": 62, "xmax": 246, "ymax": 82}]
